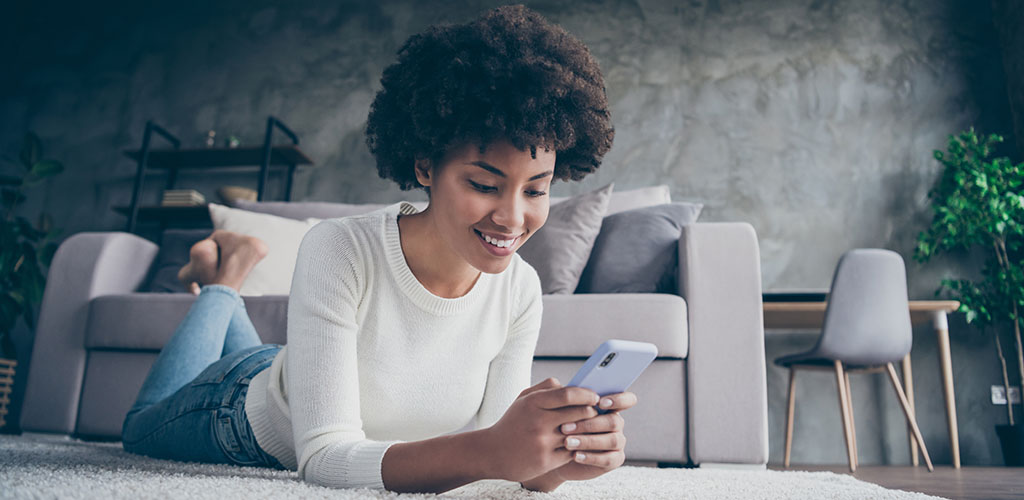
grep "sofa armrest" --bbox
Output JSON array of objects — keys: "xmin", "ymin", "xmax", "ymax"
[
  {"xmin": 21, "ymin": 232, "xmax": 159, "ymax": 435},
  {"xmin": 679, "ymin": 222, "xmax": 768, "ymax": 465}
]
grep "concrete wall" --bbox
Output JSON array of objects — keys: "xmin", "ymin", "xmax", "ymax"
[
  {"xmin": 993, "ymin": 0, "xmax": 1024, "ymax": 157},
  {"xmin": 2, "ymin": 0, "xmax": 1020, "ymax": 464}
]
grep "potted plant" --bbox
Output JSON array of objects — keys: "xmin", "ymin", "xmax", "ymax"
[
  {"xmin": 0, "ymin": 132, "xmax": 63, "ymax": 431},
  {"xmin": 914, "ymin": 128, "xmax": 1024, "ymax": 465}
]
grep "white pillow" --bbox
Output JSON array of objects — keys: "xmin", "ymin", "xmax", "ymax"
[
  {"xmin": 551, "ymin": 185, "xmax": 671, "ymax": 215},
  {"xmin": 207, "ymin": 203, "xmax": 321, "ymax": 296}
]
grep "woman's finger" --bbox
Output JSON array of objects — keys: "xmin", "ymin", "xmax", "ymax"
[
  {"xmin": 518, "ymin": 377, "xmax": 561, "ymax": 398},
  {"xmin": 564, "ymin": 431, "xmax": 626, "ymax": 452},
  {"xmin": 570, "ymin": 449, "xmax": 626, "ymax": 469},
  {"xmin": 561, "ymin": 412, "xmax": 624, "ymax": 434},
  {"xmin": 596, "ymin": 391, "xmax": 638, "ymax": 412}
]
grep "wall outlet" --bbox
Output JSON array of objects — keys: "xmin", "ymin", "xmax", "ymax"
[{"xmin": 991, "ymin": 385, "xmax": 1022, "ymax": 405}]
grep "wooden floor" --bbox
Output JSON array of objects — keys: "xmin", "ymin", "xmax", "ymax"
[
  {"xmin": 626, "ymin": 461, "xmax": 1023, "ymax": 499},
  {"xmin": 767, "ymin": 465, "xmax": 1024, "ymax": 500}
]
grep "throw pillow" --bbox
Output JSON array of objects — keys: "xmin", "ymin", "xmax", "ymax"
[
  {"xmin": 575, "ymin": 202, "xmax": 703, "ymax": 294},
  {"xmin": 517, "ymin": 183, "xmax": 614, "ymax": 294},
  {"xmin": 207, "ymin": 203, "xmax": 321, "ymax": 296},
  {"xmin": 550, "ymin": 185, "xmax": 671, "ymax": 216},
  {"xmin": 232, "ymin": 200, "xmax": 429, "ymax": 221},
  {"xmin": 145, "ymin": 229, "xmax": 214, "ymax": 293}
]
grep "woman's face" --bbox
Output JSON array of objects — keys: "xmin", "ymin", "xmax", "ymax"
[{"xmin": 416, "ymin": 139, "xmax": 554, "ymax": 274}]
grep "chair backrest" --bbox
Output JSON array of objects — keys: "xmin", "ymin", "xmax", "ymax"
[{"xmin": 812, "ymin": 248, "xmax": 913, "ymax": 365}]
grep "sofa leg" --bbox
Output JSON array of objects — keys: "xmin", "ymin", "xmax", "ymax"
[{"xmin": 656, "ymin": 462, "xmax": 685, "ymax": 468}]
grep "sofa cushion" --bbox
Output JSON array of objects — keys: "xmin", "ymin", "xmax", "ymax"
[
  {"xmin": 536, "ymin": 293, "xmax": 687, "ymax": 358},
  {"xmin": 232, "ymin": 199, "xmax": 429, "ymax": 220},
  {"xmin": 86, "ymin": 292, "xmax": 686, "ymax": 358},
  {"xmin": 85, "ymin": 294, "xmax": 289, "ymax": 350},
  {"xmin": 517, "ymin": 184, "xmax": 613, "ymax": 295},
  {"xmin": 576, "ymin": 202, "xmax": 703, "ymax": 294}
]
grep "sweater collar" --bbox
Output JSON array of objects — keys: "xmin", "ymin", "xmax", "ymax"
[{"xmin": 383, "ymin": 202, "xmax": 488, "ymax": 315}]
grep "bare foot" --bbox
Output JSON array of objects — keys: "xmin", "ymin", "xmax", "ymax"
[
  {"xmin": 208, "ymin": 230, "xmax": 269, "ymax": 291},
  {"xmin": 178, "ymin": 238, "xmax": 219, "ymax": 295}
]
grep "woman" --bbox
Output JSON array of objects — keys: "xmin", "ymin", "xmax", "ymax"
[{"xmin": 122, "ymin": 5, "xmax": 632, "ymax": 494}]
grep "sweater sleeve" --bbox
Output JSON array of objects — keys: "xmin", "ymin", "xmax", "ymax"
[
  {"xmin": 286, "ymin": 220, "xmax": 402, "ymax": 490},
  {"xmin": 474, "ymin": 262, "xmax": 544, "ymax": 430}
]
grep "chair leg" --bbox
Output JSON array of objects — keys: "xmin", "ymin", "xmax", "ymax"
[
  {"xmin": 901, "ymin": 354, "xmax": 919, "ymax": 467},
  {"xmin": 785, "ymin": 367, "xmax": 797, "ymax": 468},
  {"xmin": 886, "ymin": 363, "xmax": 934, "ymax": 472},
  {"xmin": 845, "ymin": 372, "xmax": 858, "ymax": 469},
  {"xmin": 833, "ymin": 361, "xmax": 857, "ymax": 472}
]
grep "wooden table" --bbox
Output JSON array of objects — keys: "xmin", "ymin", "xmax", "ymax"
[{"xmin": 762, "ymin": 299, "xmax": 962, "ymax": 468}]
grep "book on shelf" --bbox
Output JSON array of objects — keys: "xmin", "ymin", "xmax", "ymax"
[{"xmin": 161, "ymin": 189, "xmax": 206, "ymax": 206}]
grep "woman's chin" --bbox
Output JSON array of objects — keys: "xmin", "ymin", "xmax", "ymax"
[{"xmin": 471, "ymin": 254, "xmax": 514, "ymax": 274}]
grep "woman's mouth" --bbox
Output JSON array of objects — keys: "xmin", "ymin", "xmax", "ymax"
[{"xmin": 474, "ymin": 229, "xmax": 518, "ymax": 257}]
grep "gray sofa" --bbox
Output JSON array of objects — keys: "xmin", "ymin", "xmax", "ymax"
[{"xmin": 19, "ymin": 218, "xmax": 768, "ymax": 467}]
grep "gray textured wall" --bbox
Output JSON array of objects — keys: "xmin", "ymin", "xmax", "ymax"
[
  {"xmin": 993, "ymin": 0, "xmax": 1024, "ymax": 157},
  {"xmin": 2, "ymin": 0, "xmax": 1020, "ymax": 465}
]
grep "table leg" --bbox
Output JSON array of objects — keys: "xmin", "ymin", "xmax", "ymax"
[
  {"xmin": 901, "ymin": 353, "xmax": 918, "ymax": 466},
  {"xmin": 934, "ymin": 311, "xmax": 961, "ymax": 469}
]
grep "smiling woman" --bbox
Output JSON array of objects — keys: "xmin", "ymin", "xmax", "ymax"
[
  {"xmin": 121, "ymin": 4, "xmax": 624, "ymax": 496},
  {"xmin": 397, "ymin": 140, "xmax": 556, "ymax": 293}
]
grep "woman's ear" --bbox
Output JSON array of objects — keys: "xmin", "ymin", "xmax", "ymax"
[{"xmin": 414, "ymin": 158, "xmax": 433, "ymax": 188}]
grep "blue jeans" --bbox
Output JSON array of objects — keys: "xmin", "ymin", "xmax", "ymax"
[{"xmin": 122, "ymin": 285, "xmax": 285, "ymax": 469}]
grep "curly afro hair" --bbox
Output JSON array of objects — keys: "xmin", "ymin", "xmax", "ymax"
[{"xmin": 366, "ymin": 4, "xmax": 614, "ymax": 191}]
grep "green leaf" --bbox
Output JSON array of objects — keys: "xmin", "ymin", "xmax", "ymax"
[
  {"xmin": 19, "ymin": 132, "xmax": 41, "ymax": 169},
  {"xmin": 29, "ymin": 160, "xmax": 63, "ymax": 179},
  {"xmin": 7, "ymin": 290, "xmax": 25, "ymax": 307},
  {"xmin": 1, "ymin": 188, "xmax": 26, "ymax": 208}
]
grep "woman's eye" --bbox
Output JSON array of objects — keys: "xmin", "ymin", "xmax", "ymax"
[
  {"xmin": 469, "ymin": 180, "xmax": 546, "ymax": 197},
  {"xmin": 469, "ymin": 181, "xmax": 497, "ymax": 193}
]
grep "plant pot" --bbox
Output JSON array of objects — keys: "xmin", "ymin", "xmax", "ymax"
[
  {"xmin": 996, "ymin": 424, "xmax": 1024, "ymax": 466},
  {"xmin": 0, "ymin": 357, "xmax": 15, "ymax": 431}
]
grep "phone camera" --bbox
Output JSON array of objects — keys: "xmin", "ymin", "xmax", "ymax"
[{"xmin": 599, "ymin": 352, "xmax": 616, "ymax": 367}]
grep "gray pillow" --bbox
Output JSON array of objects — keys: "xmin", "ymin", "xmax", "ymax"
[
  {"xmin": 145, "ymin": 229, "xmax": 213, "ymax": 293},
  {"xmin": 518, "ymin": 184, "xmax": 613, "ymax": 294},
  {"xmin": 575, "ymin": 202, "xmax": 703, "ymax": 294}
]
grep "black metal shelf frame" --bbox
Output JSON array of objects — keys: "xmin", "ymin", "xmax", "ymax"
[{"xmin": 125, "ymin": 115, "xmax": 302, "ymax": 232}]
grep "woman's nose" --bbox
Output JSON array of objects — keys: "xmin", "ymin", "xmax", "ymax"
[{"xmin": 490, "ymin": 193, "xmax": 525, "ymax": 231}]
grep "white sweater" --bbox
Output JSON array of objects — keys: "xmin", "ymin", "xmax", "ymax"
[{"xmin": 244, "ymin": 202, "xmax": 543, "ymax": 490}]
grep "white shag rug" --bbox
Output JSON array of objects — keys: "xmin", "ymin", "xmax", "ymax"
[{"xmin": 0, "ymin": 434, "xmax": 945, "ymax": 500}]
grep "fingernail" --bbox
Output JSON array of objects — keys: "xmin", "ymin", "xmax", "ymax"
[
  {"xmin": 601, "ymin": 398, "xmax": 613, "ymax": 408},
  {"xmin": 562, "ymin": 422, "xmax": 577, "ymax": 433},
  {"xmin": 576, "ymin": 452, "xmax": 587, "ymax": 462},
  {"xmin": 566, "ymin": 437, "xmax": 580, "ymax": 449}
]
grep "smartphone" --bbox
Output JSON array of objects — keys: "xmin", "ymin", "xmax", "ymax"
[{"xmin": 567, "ymin": 339, "xmax": 658, "ymax": 414}]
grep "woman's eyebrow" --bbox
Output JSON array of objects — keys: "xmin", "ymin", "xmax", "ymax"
[{"xmin": 466, "ymin": 160, "xmax": 553, "ymax": 181}]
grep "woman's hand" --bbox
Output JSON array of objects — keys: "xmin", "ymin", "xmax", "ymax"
[
  {"xmin": 521, "ymin": 389, "xmax": 637, "ymax": 490},
  {"xmin": 516, "ymin": 384, "xmax": 638, "ymax": 491},
  {"xmin": 481, "ymin": 378, "xmax": 601, "ymax": 483},
  {"xmin": 551, "ymin": 390, "xmax": 636, "ymax": 480}
]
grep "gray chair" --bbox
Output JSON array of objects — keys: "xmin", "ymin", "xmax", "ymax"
[{"xmin": 774, "ymin": 248, "xmax": 933, "ymax": 472}]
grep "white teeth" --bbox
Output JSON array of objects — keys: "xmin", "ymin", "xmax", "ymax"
[{"xmin": 482, "ymin": 233, "xmax": 515, "ymax": 248}]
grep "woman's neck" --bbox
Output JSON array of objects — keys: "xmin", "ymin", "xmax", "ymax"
[{"xmin": 397, "ymin": 210, "xmax": 481, "ymax": 299}]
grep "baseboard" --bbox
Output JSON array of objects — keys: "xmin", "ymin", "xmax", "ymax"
[{"xmin": 698, "ymin": 462, "xmax": 767, "ymax": 470}]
